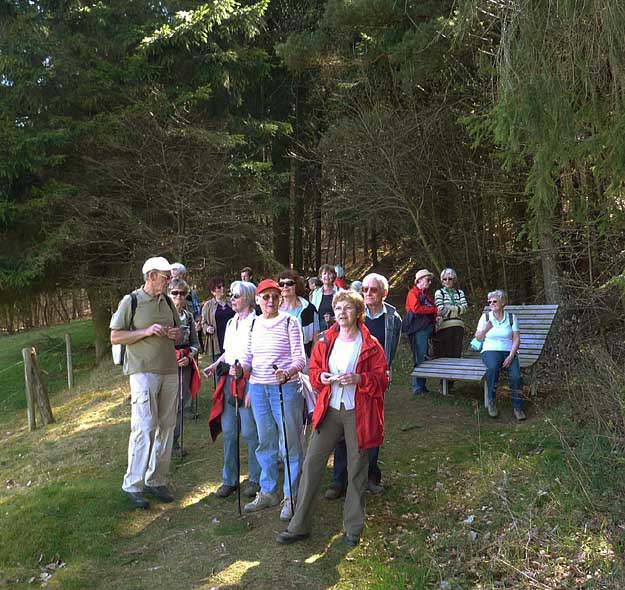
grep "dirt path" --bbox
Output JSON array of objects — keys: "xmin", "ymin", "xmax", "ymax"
[{"xmin": 95, "ymin": 387, "xmax": 485, "ymax": 590}]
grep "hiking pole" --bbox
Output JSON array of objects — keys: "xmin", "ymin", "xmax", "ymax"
[
  {"xmin": 234, "ymin": 359, "xmax": 242, "ymax": 516},
  {"xmin": 178, "ymin": 365, "xmax": 184, "ymax": 461},
  {"xmin": 208, "ymin": 329, "xmax": 217, "ymax": 390},
  {"xmin": 273, "ymin": 364, "xmax": 295, "ymax": 517}
]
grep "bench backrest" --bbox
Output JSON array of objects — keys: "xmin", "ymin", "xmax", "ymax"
[{"xmin": 467, "ymin": 304, "xmax": 559, "ymax": 368}]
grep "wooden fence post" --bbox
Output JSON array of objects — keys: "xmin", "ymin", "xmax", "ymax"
[
  {"xmin": 22, "ymin": 347, "xmax": 36, "ymax": 431},
  {"xmin": 22, "ymin": 346, "xmax": 55, "ymax": 428},
  {"xmin": 65, "ymin": 333, "xmax": 74, "ymax": 389}
]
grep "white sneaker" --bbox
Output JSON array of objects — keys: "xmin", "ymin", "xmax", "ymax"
[
  {"xmin": 243, "ymin": 491, "xmax": 279, "ymax": 513},
  {"xmin": 280, "ymin": 496, "xmax": 296, "ymax": 521}
]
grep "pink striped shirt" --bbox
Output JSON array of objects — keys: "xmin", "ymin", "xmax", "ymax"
[{"xmin": 241, "ymin": 312, "xmax": 306, "ymax": 384}]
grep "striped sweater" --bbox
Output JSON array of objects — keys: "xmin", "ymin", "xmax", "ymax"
[
  {"xmin": 241, "ymin": 311, "xmax": 306, "ymax": 384},
  {"xmin": 434, "ymin": 288, "xmax": 468, "ymax": 330}
]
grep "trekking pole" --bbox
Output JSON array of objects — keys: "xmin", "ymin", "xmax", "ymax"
[
  {"xmin": 178, "ymin": 365, "xmax": 184, "ymax": 461},
  {"xmin": 273, "ymin": 364, "xmax": 295, "ymax": 516},
  {"xmin": 234, "ymin": 359, "xmax": 242, "ymax": 516},
  {"xmin": 208, "ymin": 329, "xmax": 217, "ymax": 390}
]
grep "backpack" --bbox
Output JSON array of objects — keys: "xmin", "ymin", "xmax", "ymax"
[{"xmin": 112, "ymin": 292, "xmax": 176, "ymax": 365}]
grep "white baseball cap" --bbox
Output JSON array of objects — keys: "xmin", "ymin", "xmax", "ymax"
[{"xmin": 142, "ymin": 256, "xmax": 172, "ymax": 274}]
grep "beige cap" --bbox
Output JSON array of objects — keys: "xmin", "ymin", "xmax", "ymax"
[
  {"xmin": 414, "ymin": 269, "xmax": 434, "ymax": 283},
  {"xmin": 142, "ymin": 256, "xmax": 172, "ymax": 274}
]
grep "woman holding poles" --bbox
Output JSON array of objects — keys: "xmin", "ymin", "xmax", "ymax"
[
  {"xmin": 206, "ymin": 281, "xmax": 261, "ymax": 500},
  {"xmin": 237, "ymin": 279, "xmax": 306, "ymax": 522}
]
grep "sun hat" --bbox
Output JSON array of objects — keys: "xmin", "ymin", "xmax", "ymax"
[{"xmin": 414, "ymin": 269, "xmax": 434, "ymax": 283}]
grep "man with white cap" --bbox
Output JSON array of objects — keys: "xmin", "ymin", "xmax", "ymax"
[{"xmin": 110, "ymin": 256, "xmax": 181, "ymax": 508}]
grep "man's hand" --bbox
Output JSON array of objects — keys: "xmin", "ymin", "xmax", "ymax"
[
  {"xmin": 167, "ymin": 326, "xmax": 181, "ymax": 341},
  {"xmin": 178, "ymin": 356, "xmax": 190, "ymax": 367},
  {"xmin": 145, "ymin": 323, "xmax": 168, "ymax": 337}
]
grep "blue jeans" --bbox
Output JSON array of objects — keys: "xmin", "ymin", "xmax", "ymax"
[
  {"xmin": 220, "ymin": 376, "xmax": 261, "ymax": 487},
  {"xmin": 249, "ymin": 381, "xmax": 304, "ymax": 497},
  {"xmin": 331, "ymin": 442, "xmax": 381, "ymax": 489},
  {"xmin": 409, "ymin": 324, "xmax": 434, "ymax": 394},
  {"xmin": 481, "ymin": 351, "xmax": 523, "ymax": 410}
]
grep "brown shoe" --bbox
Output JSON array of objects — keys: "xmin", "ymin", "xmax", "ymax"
[{"xmin": 215, "ymin": 484, "xmax": 237, "ymax": 498}]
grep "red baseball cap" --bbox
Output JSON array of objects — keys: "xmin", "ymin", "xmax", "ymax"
[{"xmin": 256, "ymin": 278, "xmax": 281, "ymax": 294}]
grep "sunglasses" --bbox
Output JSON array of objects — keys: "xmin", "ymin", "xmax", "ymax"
[
  {"xmin": 229, "ymin": 293, "xmax": 242, "ymax": 299},
  {"xmin": 279, "ymin": 280, "xmax": 296, "ymax": 287},
  {"xmin": 361, "ymin": 286, "xmax": 379, "ymax": 294},
  {"xmin": 260, "ymin": 293, "xmax": 280, "ymax": 301},
  {"xmin": 488, "ymin": 299, "xmax": 499, "ymax": 304},
  {"xmin": 170, "ymin": 290, "xmax": 187, "ymax": 297},
  {"xmin": 442, "ymin": 277, "xmax": 454, "ymax": 281}
]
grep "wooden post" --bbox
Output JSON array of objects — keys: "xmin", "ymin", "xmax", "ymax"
[
  {"xmin": 22, "ymin": 347, "xmax": 36, "ymax": 431},
  {"xmin": 65, "ymin": 333, "xmax": 74, "ymax": 389},
  {"xmin": 22, "ymin": 346, "xmax": 55, "ymax": 427}
]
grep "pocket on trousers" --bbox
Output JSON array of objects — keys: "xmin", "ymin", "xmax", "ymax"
[{"xmin": 131, "ymin": 389, "xmax": 152, "ymax": 422}]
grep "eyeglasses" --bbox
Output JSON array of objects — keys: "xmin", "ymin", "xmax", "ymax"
[
  {"xmin": 279, "ymin": 280, "xmax": 296, "ymax": 287},
  {"xmin": 442, "ymin": 277, "xmax": 454, "ymax": 282},
  {"xmin": 215, "ymin": 284, "xmax": 225, "ymax": 289},
  {"xmin": 361, "ymin": 286, "xmax": 379, "ymax": 294},
  {"xmin": 170, "ymin": 290, "xmax": 187, "ymax": 297},
  {"xmin": 488, "ymin": 299, "xmax": 499, "ymax": 304},
  {"xmin": 260, "ymin": 293, "xmax": 280, "ymax": 301},
  {"xmin": 157, "ymin": 272, "xmax": 171, "ymax": 280},
  {"xmin": 229, "ymin": 293, "xmax": 242, "ymax": 299}
]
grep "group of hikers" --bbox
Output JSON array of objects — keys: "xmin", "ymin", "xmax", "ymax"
[{"xmin": 109, "ymin": 257, "xmax": 525, "ymax": 547}]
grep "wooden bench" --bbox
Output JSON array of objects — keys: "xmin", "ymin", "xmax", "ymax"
[{"xmin": 411, "ymin": 305, "xmax": 559, "ymax": 407}]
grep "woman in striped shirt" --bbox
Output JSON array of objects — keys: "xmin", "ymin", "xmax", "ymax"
[
  {"xmin": 238, "ymin": 279, "xmax": 306, "ymax": 521},
  {"xmin": 432, "ymin": 268, "xmax": 469, "ymax": 392}
]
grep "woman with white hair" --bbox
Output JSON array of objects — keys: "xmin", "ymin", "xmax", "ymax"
[
  {"xmin": 474, "ymin": 289, "xmax": 525, "ymax": 421},
  {"xmin": 206, "ymin": 281, "xmax": 261, "ymax": 499},
  {"xmin": 432, "ymin": 268, "xmax": 468, "ymax": 392}
]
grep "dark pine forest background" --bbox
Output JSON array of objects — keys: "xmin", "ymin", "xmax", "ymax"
[{"xmin": 2, "ymin": 0, "xmax": 625, "ymax": 432}]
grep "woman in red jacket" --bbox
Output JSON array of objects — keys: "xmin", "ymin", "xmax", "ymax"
[
  {"xmin": 276, "ymin": 290, "xmax": 388, "ymax": 547},
  {"xmin": 405, "ymin": 269, "xmax": 438, "ymax": 396}
]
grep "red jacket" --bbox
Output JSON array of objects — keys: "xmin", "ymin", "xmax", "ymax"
[
  {"xmin": 208, "ymin": 373, "xmax": 247, "ymax": 442},
  {"xmin": 405, "ymin": 286, "xmax": 438, "ymax": 316},
  {"xmin": 309, "ymin": 323, "xmax": 389, "ymax": 450}
]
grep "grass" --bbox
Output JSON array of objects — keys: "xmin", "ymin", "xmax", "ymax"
[
  {"xmin": 0, "ymin": 320, "xmax": 95, "ymax": 419},
  {"xmin": 0, "ymin": 328, "xmax": 624, "ymax": 589}
]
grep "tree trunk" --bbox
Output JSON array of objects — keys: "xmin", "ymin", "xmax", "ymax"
[
  {"xmin": 314, "ymin": 182, "xmax": 322, "ymax": 271},
  {"xmin": 370, "ymin": 221, "xmax": 378, "ymax": 265},
  {"xmin": 537, "ymin": 212, "xmax": 561, "ymax": 304},
  {"xmin": 87, "ymin": 288, "xmax": 113, "ymax": 363}
]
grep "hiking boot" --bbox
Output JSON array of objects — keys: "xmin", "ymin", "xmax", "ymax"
[
  {"xmin": 216, "ymin": 484, "xmax": 238, "ymax": 498},
  {"xmin": 513, "ymin": 408, "xmax": 527, "ymax": 421},
  {"xmin": 367, "ymin": 480, "xmax": 384, "ymax": 494},
  {"xmin": 144, "ymin": 485, "xmax": 174, "ymax": 503},
  {"xmin": 243, "ymin": 491, "xmax": 279, "ymax": 513},
  {"xmin": 243, "ymin": 481, "xmax": 260, "ymax": 498},
  {"xmin": 324, "ymin": 486, "xmax": 345, "ymax": 500},
  {"xmin": 487, "ymin": 402, "xmax": 499, "ymax": 418},
  {"xmin": 280, "ymin": 496, "xmax": 296, "ymax": 521},
  {"xmin": 125, "ymin": 491, "xmax": 149, "ymax": 509},
  {"xmin": 276, "ymin": 530, "xmax": 310, "ymax": 545}
]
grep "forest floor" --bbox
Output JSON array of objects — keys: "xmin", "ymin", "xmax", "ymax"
[{"xmin": 1, "ymin": 328, "xmax": 624, "ymax": 589}]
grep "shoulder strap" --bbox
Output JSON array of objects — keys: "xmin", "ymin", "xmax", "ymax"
[
  {"xmin": 509, "ymin": 312, "xmax": 514, "ymax": 326},
  {"xmin": 485, "ymin": 311, "xmax": 489, "ymax": 322},
  {"xmin": 163, "ymin": 294, "xmax": 176, "ymax": 323},
  {"xmin": 129, "ymin": 292, "xmax": 138, "ymax": 330}
]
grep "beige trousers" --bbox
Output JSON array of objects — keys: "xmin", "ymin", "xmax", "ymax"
[
  {"xmin": 287, "ymin": 405, "xmax": 369, "ymax": 537},
  {"xmin": 122, "ymin": 372, "xmax": 179, "ymax": 492}
]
